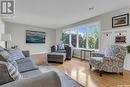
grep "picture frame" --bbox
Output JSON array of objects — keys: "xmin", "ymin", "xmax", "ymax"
[
  {"xmin": 112, "ymin": 13, "xmax": 129, "ymax": 28},
  {"xmin": 115, "ymin": 36, "xmax": 126, "ymax": 43},
  {"xmin": 26, "ymin": 30, "xmax": 46, "ymax": 44}
]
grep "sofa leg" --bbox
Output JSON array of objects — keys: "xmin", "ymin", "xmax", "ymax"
[
  {"xmin": 99, "ymin": 71, "xmax": 103, "ymax": 77},
  {"xmin": 89, "ymin": 64, "xmax": 92, "ymax": 69},
  {"xmin": 120, "ymin": 72, "xmax": 123, "ymax": 76}
]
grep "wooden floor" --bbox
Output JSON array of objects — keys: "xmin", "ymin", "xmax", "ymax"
[{"xmin": 50, "ymin": 58, "xmax": 130, "ymax": 87}]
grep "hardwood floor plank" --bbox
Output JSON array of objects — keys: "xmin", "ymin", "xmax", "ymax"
[{"xmin": 50, "ymin": 58, "xmax": 130, "ymax": 87}]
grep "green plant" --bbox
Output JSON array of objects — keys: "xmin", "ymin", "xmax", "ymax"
[{"xmin": 126, "ymin": 45, "xmax": 130, "ymax": 53}]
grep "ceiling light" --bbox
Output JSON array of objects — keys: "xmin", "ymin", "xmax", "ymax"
[{"xmin": 89, "ymin": 7, "xmax": 94, "ymax": 11}]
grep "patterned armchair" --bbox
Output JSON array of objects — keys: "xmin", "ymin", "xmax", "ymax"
[{"xmin": 89, "ymin": 45, "xmax": 127, "ymax": 76}]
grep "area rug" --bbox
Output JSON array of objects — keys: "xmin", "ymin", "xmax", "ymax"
[{"xmin": 39, "ymin": 65, "xmax": 84, "ymax": 87}]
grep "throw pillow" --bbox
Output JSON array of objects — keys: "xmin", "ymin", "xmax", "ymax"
[
  {"xmin": 0, "ymin": 50, "xmax": 18, "ymax": 69},
  {"xmin": 57, "ymin": 44, "xmax": 65, "ymax": 50},
  {"xmin": 0, "ymin": 61, "xmax": 13, "ymax": 85},
  {"xmin": 6, "ymin": 61, "xmax": 22, "ymax": 80},
  {"xmin": 0, "ymin": 50, "xmax": 11, "ymax": 62},
  {"xmin": 0, "ymin": 61, "xmax": 22, "ymax": 85},
  {"xmin": 0, "ymin": 46, "xmax": 4, "ymax": 51},
  {"xmin": 7, "ymin": 48, "xmax": 25, "ymax": 61}
]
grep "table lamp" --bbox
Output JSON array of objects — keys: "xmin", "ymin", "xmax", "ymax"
[{"xmin": 1, "ymin": 34, "xmax": 12, "ymax": 48}]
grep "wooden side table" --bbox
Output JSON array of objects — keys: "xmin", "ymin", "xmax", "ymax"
[{"xmin": 31, "ymin": 53, "xmax": 48, "ymax": 65}]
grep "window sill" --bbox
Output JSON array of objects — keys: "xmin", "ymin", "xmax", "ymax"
[{"xmin": 73, "ymin": 47, "xmax": 99, "ymax": 52}]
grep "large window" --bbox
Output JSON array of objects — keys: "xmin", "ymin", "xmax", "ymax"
[{"xmin": 62, "ymin": 22, "xmax": 100, "ymax": 49}]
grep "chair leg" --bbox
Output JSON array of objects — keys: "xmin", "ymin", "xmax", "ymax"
[
  {"xmin": 120, "ymin": 72, "xmax": 123, "ymax": 76},
  {"xmin": 99, "ymin": 71, "xmax": 103, "ymax": 77}
]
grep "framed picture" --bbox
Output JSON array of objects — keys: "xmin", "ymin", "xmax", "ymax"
[
  {"xmin": 112, "ymin": 13, "xmax": 129, "ymax": 28},
  {"xmin": 26, "ymin": 30, "xmax": 46, "ymax": 43},
  {"xmin": 115, "ymin": 36, "xmax": 126, "ymax": 43}
]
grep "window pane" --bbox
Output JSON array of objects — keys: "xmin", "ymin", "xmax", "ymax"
[
  {"xmin": 79, "ymin": 28, "xmax": 87, "ymax": 48},
  {"xmin": 71, "ymin": 34, "xmax": 77, "ymax": 47},
  {"xmin": 70, "ymin": 29, "xmax": 77, "ymax": 47},
  {"xmin": 87, "ymin": 24, "xmax": 99, "ymax": 49},
  {"xmin": 62, "ymin": 33, "xmax": 69, "ymax": 44}
]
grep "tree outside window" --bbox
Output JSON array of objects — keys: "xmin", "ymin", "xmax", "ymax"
[
  {"xmin": 87, "ymin": 25, "xmax": 99, "ymax": 49},
  {"xmin": 62, "ymin": 33, "xmax": 69, "ymax": 44},
  {"xmin": 79, "ymin": 28, "xmax": 87, "ymax": 48}
]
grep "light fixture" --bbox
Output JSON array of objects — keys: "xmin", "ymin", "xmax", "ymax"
[
  {"xmin": 89, "ymin": 7, "xmax": 94, "ymax": 11},
  {"xmin": 1, "ymin": 34, "xmax": 12, "ymax": 48}
]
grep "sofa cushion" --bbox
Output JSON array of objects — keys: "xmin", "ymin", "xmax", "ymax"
[
  {"xmin": 7, "ymin": 48, "xmax": 25, "ymax": 61},
  {"xmin": 16, "ymin": 57, "xmax": 38, "ymax": 73}
]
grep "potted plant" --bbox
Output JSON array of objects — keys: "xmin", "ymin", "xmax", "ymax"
[{"xmin": 126, "ymin": 45, "xmax": 130, "ymax": 53}]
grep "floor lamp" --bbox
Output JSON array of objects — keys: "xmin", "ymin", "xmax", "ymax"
[{"xmin": 1, "ymin": 34, "xmax": 12, "ymax": 48}]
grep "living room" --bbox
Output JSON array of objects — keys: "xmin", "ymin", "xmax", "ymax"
[{"xmin": 0, "ymin": 0, "xmax": 130, "ymax": 87}]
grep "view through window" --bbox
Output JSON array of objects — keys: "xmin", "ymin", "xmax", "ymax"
[{"xmin": 62, "ymin": 22, "xmax": 100, "ymax": 49}]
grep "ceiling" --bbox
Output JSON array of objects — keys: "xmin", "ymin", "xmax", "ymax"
[{"xmin": 3, "ymin": 0, "xmax": 130, "ymax": 29}]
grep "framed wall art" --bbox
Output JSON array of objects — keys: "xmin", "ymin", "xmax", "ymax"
[{"xmin": 112, "ymin": 13, "xmax": 129, "ymax": 28}]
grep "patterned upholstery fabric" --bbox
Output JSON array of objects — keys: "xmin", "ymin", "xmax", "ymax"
[{"xmin": 89, "ymin": 45, "xmax": 127, "ymax": 73}]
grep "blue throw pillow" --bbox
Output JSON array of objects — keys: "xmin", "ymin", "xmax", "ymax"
[
  {"xmin": 7, "ymin": 48, "xmax": 25, "ymax": 61},
  {"xmin": 0, "ymin": 46, "xmax": 4, "ymax": 51}
]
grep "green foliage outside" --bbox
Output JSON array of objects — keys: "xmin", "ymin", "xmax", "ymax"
[
  {"xmin": 126, "ymin": 45, "xmax": 130, "ymax": 53},
  {"xmin": 79, "ymin": 34, "xmax": 86, "ymax": 48},
  {"xmin": 88, "ymin": 28, "xmax": 99, "ymax": 49},
  {"xmin": 61, "ymin": 33, "xmax": 69, "ymax": 44}
]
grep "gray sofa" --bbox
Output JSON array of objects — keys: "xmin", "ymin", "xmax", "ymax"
[
  {"xmin": 0, "ymin": 50, "xmax": 61, "ymax": 87},
  {"xmin": 0, "ymin": 71, "xmax": 61, "ymax": 87}
]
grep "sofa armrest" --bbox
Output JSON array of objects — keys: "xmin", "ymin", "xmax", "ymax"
[
  {"xmin": 0, "ymin": 71, "xmax": 61, "ymax": 87},
  {"xmin": 22, "ymin": 51, "xmax": 30, "ymax": 57}
]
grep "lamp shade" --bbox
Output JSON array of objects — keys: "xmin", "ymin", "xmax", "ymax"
[{"xmin": 1, "ymin": 34, "xmax": 12, "ymax": 41}]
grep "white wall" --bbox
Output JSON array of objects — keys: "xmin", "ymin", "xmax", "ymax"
[
  {"xmin": 0, "ymin": 18, "xmax": 5, "ymax": 47},
  {"xmin": 5, "ymin": 22, "xmax": 56, "ymax": 54},
  {"xmin": 56, "ymin": 6, "xmax": 130, "ymax": 70},
  {"xmin": 56, "ymin": 6, "xmax": 130, "ymax": 43}
]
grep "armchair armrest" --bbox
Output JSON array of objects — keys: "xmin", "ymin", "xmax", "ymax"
[
  {"xmin": 22, "ymin": 51, "xmax": 30, "ymax": 57},
  {"xmin": 0, "ymin": 71, "xmax": 61, "ymax": 87},
  {"xmin": 103, "ymin": 56, "xmax": 121, "ymax": 61},
  {"xmin": 92, "ymin": 52, "xmax": 105, "ymax": 57}
]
